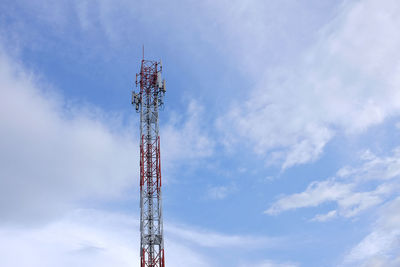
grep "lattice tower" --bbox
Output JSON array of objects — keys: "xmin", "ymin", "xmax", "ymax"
[{"xmin": 132, "ymin": 57, "xmax": 166, "ymax": 267}]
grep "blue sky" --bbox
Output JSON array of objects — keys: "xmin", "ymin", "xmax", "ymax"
[{"xmin": 1, "ymin": 0, "xmax": 400, "ymax": 266}]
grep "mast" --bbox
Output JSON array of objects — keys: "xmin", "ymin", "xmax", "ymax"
[{"xmin": 132, "ymin": 57, "xmax": 166, "ymax": 267}]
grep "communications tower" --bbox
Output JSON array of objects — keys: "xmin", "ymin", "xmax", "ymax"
[{"xmin": 132, "ymin": 55, "xmax": 166, "ymax": 267}]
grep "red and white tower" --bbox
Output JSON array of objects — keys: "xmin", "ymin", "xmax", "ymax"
[{"xmin": 132, "ymin": 56, "xmax": 166, "ymax": 267}]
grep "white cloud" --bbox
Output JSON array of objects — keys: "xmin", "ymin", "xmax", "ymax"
[
  {"xmin": 218, "ymin": 0, "xmax": 400, "ymax": 168},
  {"xmin": 206, "ymin": 185, "xmax": 230, "ymax": 200},
  {"xmin": 266, "ymin": 148, "xmax": 400, "ymax": 218},
  {"xmin": 0, "ymin": 209, "xmax": 211, "ymax": 267},
  {"xmin": 264, "ymin": 147, "xmax": 400, "ymax": 265},
  {"xmin": 239, "ymin": 260, "xmax": 298, "ymax": 267},
  {"xmin": 342, "ymin": 197, "xmax": 400, "ymax": 267},
  {"xmin": 360, "ymin": 257, "xmax": 400, "ymax": 267},
  {"xmin": 166, "ymin": 223, "xmax": 275, "ymax": 249},
  {"xmin": 162, "ymin": 99, "xmax": 214, "ymax": 169},
  {"xmin": 206, "ymin": 184, "xmax": 237, "ymax": 200},
  {"xmin": 311, "ymin": 210, "xmax": 337, "ymax": 222},
  {"xmin": 0, "ymin": 47, "xmax": 138, "ymax": 222},
  {"xmin": 0, "ymin": 208, "xmax": 283, "ymax": 267},
  {"xmin": 265, "ymin": 179, "xmax": 352, "ymax": 215}
]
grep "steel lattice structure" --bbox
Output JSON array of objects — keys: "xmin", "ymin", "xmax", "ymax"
[{"xmin": 132, "ymin": 57, "xmax": 166, "ymax": 267}]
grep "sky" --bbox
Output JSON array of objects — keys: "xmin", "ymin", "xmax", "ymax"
[{"xmin": 1, "ymin": 0, "xmax": 400, "ymax": 266}]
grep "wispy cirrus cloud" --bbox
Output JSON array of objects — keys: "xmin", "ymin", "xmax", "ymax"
[
  {"xmin": 166, "ymin": 223, "xmax": 275, "ymax": 249},
  {"xmin": 265, "ymin": 146, "xmax": 400, "ymax": 265},
  {"xmin": 205, "ymin": 184, "xmax": 237, "ymax": 200},
  {"xmin": 218, "ymin": 0, "xmax": 400, "ymax": 169},
  {"xmin": 342, "ymin": 197, "xmax": 400, "ymax": 267},
  {"xmin": 265, "ymin": 148, "xmax": 400, "ymax": 219},
  {"xmin": 162, "ymin": 99, "xmax": 215, "ymax": 169}
]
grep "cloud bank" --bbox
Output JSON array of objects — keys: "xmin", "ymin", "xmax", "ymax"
[{"xmin": 0, "ymin": 47, "xmax": 138, "ymax": 223}]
